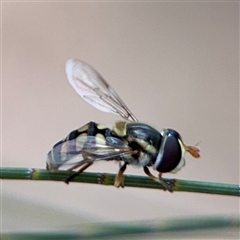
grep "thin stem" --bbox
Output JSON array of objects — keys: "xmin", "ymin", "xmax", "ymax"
[
  {"xmin": 0, "ymin": 167, "xmax": 239, "ymax": 196},
  {"xmin": 1, "ymin": 216, "xmax": 240, "ymax": 239}
]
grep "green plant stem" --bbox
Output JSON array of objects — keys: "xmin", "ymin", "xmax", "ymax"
[
  {"xmin": 0, "ymin": 167, "xmax": 239, "ymax": 196},
  {"xmin": 1, "ymin": 216, "xmax": 240, "ymax": 239}
]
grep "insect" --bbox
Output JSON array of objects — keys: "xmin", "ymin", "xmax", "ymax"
[{"xmin": 46, "ymin": 59, "xmax": 200, "ymax": 191}]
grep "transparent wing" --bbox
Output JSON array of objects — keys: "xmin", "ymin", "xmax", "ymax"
[
  {"xmin": 46, "ymin": 135, "xmax": 134, "ymax": 170},
  {"xmin": 66, "ymin": 59, "xmax": 138, "ymax": 122}
]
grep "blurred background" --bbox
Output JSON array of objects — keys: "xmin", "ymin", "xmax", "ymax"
[{"xmin": 2, "ymin": 1, "xmax": 239, "ymax": 238}]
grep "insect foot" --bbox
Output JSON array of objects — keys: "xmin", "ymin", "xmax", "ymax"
[
  {"xmin": 159, "ymin": 175, "xmax": 176, "ymax": 192},
  {"xmin": 114, "ymin": 175, "xmax": 125, "ymax": 188}
]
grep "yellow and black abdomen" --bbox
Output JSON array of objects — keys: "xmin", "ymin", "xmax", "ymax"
[{"xmin": 46, "ymin": 122, "xmax": 112, "ymax": 170}]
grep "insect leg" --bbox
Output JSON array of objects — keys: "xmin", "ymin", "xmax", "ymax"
[
  {"xmin": 143, "ymin": 166, "xmax": 173, "ymax": 192},
  {"xmin": 114, "ymin": 162, "xmax": 128, "ymax": 188},
  {"xmin": 65, "ymin": 161, "xmax": 93, "ymax": 184}
]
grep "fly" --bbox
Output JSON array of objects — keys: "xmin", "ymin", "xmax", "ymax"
[{"xmin": 46, "ymin": 59, "xmax": 200, "ymax": 191}]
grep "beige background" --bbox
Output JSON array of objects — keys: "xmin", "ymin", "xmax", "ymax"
[{"xmin": 2, "ymin": 1, "xmax": 239, "ymax": 238}]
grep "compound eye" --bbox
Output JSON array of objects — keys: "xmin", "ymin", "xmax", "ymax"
[{"xmin": 153, "ymin": 130, "xmax": 183, "ymax": 173}]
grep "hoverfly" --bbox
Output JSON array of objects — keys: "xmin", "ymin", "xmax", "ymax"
[{"xmin": 46, "ymin": 59, "xmax": 200, "ymax": 191}]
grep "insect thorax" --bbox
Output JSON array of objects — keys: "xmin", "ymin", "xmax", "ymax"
[{"xmin": 112, "ymin": 122, "xmax": 162, "ymax": 166}]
